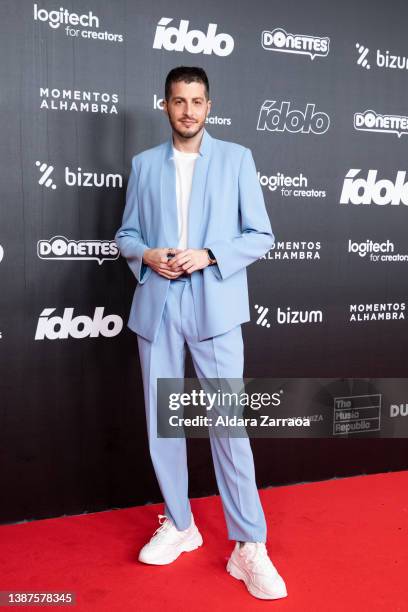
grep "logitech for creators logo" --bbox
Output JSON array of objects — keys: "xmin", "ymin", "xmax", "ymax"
[{"xmin": 33, "ymin": 3, "xmax": 124, "ymax": 42}]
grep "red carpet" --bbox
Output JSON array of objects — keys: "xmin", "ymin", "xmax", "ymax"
[{"xmin": 1, "ymin": 471, "xmax": 407, "ymax": 611}]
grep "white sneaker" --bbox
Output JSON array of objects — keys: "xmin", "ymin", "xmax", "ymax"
[
  {"xmin": 226, "ymin": 542, "xmax": 288, "ymax": 600},
  {"xmin": 138, "ymin": 513, "xmax": 203, "ymax": 565}
]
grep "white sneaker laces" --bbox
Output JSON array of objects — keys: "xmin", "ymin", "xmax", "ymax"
[
  {"xmin": 150, "ymin": 514, "xmax": 174, "ymax": 542},
  {"xmin": 241, "ymin": 543, "xmax": 276, "ymax": 574}
]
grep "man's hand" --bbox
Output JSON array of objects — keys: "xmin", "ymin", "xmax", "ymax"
[
  {"xmin": 142, "ymin": 248, "xmax": 187, "ymax": 279},
  {"xmin": 143, "ymin": 248, "xmax": 211, "ymax": 279},
  {"xmin": 167, "ymin": 248, "xmax": 210, "ymax": 275}
]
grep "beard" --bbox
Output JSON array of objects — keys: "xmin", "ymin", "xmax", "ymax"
[{"xmin": 167, "ymin": 114, "xmax": 206, "ymax": 140}]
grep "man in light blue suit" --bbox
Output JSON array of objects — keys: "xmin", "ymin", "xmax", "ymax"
[{"xmin": 115, "ymin": 67, "xmax": 287, "ymax": 601}]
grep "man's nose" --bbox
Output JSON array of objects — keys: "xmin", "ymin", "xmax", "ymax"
[{"xmin": 184, "ymin": 102, "xmax": 194, "ymax": 116}]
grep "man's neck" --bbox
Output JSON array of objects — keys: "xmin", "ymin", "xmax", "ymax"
[{"xmin": 172, "ymin": 127, "xmax": 204, "ymax": 154}]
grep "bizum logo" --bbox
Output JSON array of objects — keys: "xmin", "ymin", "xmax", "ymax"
[
  {"xmin": 254, "ymin": 304, "xmax": 271, "ymax": 328},
  {"xmin": 340, "ymin": 170, "xmax": 408, "ymax": 205},
  {"xmin": 36, "ymin": 161, "xmax": 56, "ymax": 189},
  {"xmin": 153, "ymin": 17, "xmax": 234, "ymax": 56},
  {"xmin": 277, "ymin": 307, "xmax": 323, "ymax": 324},
  {"xmin": 355, "ymin": 42, "xmax": 370, "ymax": 69},
  {"xmin": 35, "ymin": 161, "xmax": 123, "ymax": 189},
  {"xmin": 355, "ymin": 42, "xmax": 408, "ymax": 70}
]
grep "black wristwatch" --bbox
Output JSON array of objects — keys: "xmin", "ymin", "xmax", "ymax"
[{"xmin": 205, "ymin": 248, "xmax": 217, "ymax": 265}]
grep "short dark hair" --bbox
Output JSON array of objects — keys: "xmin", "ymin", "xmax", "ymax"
[{"xmin": 165, "ymin": 66, "xmax": 210, "ymax": 101}]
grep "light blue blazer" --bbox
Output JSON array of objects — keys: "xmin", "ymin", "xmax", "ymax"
[{"xmin": 115, "ymin": 128, "xmax": 274, "ymax": 343}]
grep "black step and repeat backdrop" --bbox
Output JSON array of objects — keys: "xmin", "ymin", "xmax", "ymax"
[{"xmin": 1, "ymin": 0, "xmax": 408, "ymax": 524}]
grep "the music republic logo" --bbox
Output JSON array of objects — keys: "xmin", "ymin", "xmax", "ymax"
[
  {"xmin": 262, "ymin": 27, "xmax": 330, "ymax": 60},
  {"xmin": 37, "ymin": 236, "xmax": 119, "ymax": 265}
]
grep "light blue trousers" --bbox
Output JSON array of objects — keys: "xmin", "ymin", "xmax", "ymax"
[{"xmin": 136, "ymin": 275, "xmax": 267, "ymax": 543}]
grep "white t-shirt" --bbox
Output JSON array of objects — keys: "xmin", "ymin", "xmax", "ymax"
[{"xmin": 172, "ymin": 146, "xmax": 200, "ymax": 249}]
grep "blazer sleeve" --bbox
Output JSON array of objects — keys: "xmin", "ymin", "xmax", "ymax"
[
  {"xmin": 115, "ymin": 155, "xmax": 152, "ymax": 284},
  {"xmin": 206, "ymin": 147, "xmax": 275, "ymax": 281}
]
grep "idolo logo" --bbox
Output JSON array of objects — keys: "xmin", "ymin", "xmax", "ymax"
[
  {"xmin": 340, "ymin": 169, "xmax": 408, "ymax": 205},
  {"xmin": 35, "ymin": 307, "xmax": 123, "ymax": 340},
  {"xmin": 257, "ymin": 100, "xmax": 330, "ymax": 134},
  {"xmin": 153, "ymin": 17, "xmax": 234, "ymax": 56}
]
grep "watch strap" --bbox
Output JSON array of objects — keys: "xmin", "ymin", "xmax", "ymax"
[{"xmin": 205, "ymin": 248, "xmax": 217, "ymax": 265}]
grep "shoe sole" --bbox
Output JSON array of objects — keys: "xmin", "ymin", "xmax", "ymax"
[
  {"xmin": 226, "ymin": 558, "xmax": 288, "ymax": 600},
  {"xmin": 138, "ymin": 529, "xmax": 203, "ymax": 565}
]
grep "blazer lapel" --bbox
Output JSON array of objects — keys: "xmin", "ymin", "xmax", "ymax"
[
  {"xmin": 160, "ymin": 128, "xmax": 213, "ymax": 249},
  {"xmin": 160, "ymin": 152, "xmax": 179, "ymax": 248}
]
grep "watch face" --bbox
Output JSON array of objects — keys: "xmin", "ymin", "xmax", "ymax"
[{"xmin": 207, "ymin": 249, "xmax": 215, "ymax": 261}]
